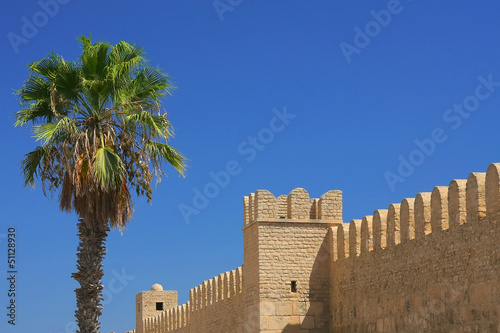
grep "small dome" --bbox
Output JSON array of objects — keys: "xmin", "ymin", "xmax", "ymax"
[{"xmin": 151, "ymin": 283, "xmax": 163, "ymax": 291}]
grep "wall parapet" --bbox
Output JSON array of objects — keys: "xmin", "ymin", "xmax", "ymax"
[
  {"xmin": 331, "ymin": 162, "xmax": 500, "ymax": 261},
  {"xmin": 141, "ymin": 267, "xmax": 242, "ymax": 333},
  {"xmin": 243, "ymin": 188, "xmax": 342, "ymax": 226}
]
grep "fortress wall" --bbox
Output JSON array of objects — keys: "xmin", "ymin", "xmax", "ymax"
[
  {"xmin": 142, "ymin": 267, "xmax": 244, "ymax": 333},
  {"xmin": 128, "ymin": 162, "xmax": 500, "ymax": 333},
  {"xmin": 329, "ymin": 163, "xmax": 500, "ymax": 332}
]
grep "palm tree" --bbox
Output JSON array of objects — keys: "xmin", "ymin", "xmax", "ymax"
[{"xmin": 14, "ymin": 36, "xmax": 186, "ymax": 333}]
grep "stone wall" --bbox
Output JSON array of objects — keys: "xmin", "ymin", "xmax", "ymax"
[
  {"xmin": 136, "ymin": 288, "xmax": 177, "ymax": 333},
  {"xmin": 140, "ymin": 267, "xmax": 244, "ymax": 333},
  {"xmin": 254, "ymin": 221, "xmax": 334, "ymax": 332},
  {"xmin": 126, "ymin": 162, "xmax": 500, "ymax": 333},
  {"xmin": 329, "ymin": 163, "xmax": 500, "ymax": 332}
]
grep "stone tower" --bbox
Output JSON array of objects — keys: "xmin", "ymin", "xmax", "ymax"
[
  {"xmin": 136, "ymin": 283, "xmax": 177, "ymax": 333},
  {"xmin": 242, "ymin": 188, "xmax": 342, "ymax": 332}
]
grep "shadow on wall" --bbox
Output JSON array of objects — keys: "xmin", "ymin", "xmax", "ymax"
[{"xmin": 281, "ymin": 234, "xmax": 331, "ymax": 333}]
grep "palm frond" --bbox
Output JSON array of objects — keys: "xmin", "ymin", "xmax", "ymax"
[
  {"xmin": 16, "ymin": 75, "xmax": 51, "ymax": 103},
  {"xmin": 80, "ymin": 39, "xmax": 110, "ymax": 80},
  {"xmin": 78, "ymin": 79, "xmax": 102, "ymax": 115},
  {"xmin": 29, "ymin": 53, "xmax": 64, "ymax": 80},
  {"xmin": 128, "ymin": 67, "xmax": 173, "ymax": 102},
  {"xmin": 144, "ymin": 141, "xmax": 186, "ymax": 176},
  {"xmin": 21, "ymin": 146, "xmax": 53, "ymax": 186},
  {"xmin": 125, "ymin": 110, "xmax": 172, "ymax": 138},
  {"xmin": 59, "ymin": 172, "xmax": 73, "ymax": 212},
  {"xmin": 33, "ymin": 117, "xmax": 78, "ymax": 146},
  {"xmin": 15, "ymin": 100, "xmax": 54, "ymax": 126},
  {"xmin": 93, "ymin": 146, "xmax": 126, "ymax": 189},
  {"xmin": 108, "ymin": 41, "xmax": 144, "ymax": 84},
  {"xmin": 54, "ymin": 60, "xmax": 81, "ymax": 101},
  {"xmin": 81, "ymin": 77, "xmax": 111, "ymax": 93},
  {"xmin": 77, "ymin": 35, "xmax": 92, "ymax": 48}
]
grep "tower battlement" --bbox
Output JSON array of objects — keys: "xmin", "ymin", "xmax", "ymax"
[{"xmin": 243, "ymin": 188, "xmax": 342, "ymax": 225}]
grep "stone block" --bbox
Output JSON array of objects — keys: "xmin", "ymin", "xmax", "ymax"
[{"xmin": 300, "ymin": 315, "xmax": 315, "ymax": 329}]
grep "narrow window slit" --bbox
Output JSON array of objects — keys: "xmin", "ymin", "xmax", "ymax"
[{"xmin": 291, "ymin": 281, "xmax": 297, "ymax": 293}]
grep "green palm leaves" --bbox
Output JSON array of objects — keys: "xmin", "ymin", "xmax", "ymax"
[
  {"xmin": 15, "ymin": 35, "xmax": 186, "ymax": 333},
  {"xmin": 15, "ymin": 35, "xmax": 186, "ymax": 229}
]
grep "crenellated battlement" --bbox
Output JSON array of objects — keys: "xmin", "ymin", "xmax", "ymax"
[
  {"xmin": 187, "ymin": 266, "xmax": 242, "ymax": 312},
  {"xmin": 331, "ymin": 163, "xmax": 500, "ymax": 260},
  {"xmin": 243, "ymin": 188, "xmax": 342, "ymax": 225},
  {"xmin": 140, "ymin": 267, "xmax": 242, "ymax": 332}
]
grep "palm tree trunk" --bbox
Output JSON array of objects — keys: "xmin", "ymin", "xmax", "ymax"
[{"xmin": 72, "ymin": 218, "xmax": 109, "ymax": 333}]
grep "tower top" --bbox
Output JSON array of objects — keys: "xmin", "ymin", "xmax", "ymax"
[
  {"xmin": 243, "ymin": 188, "xmax": 343, "ymax": 226},
  {"xmin": 150, "ymin": 283, "xmax": 163, "ymax": 291}
]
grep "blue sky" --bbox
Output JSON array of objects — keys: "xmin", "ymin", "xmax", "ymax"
[{"xmin": 2, "ymin": 1, "xmax": 500, "ymax": 332}]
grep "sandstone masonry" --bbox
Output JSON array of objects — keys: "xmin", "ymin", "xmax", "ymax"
[{"xmin": 125, "ymin": 162, "xmax": 500, "ymax": 332}]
